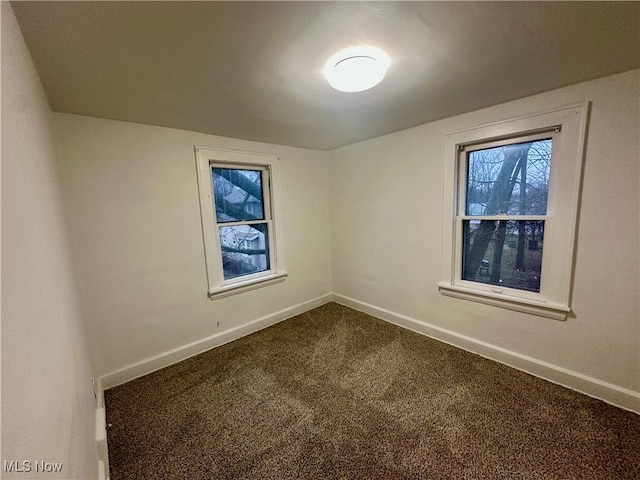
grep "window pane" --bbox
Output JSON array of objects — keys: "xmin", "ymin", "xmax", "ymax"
[
  {"xmin": 466, "ymin": 139, "xmax": 551, "ymax": 216},
  {"xmin": 462, "ymin": 220, "xmax": 544, "ymax": 292},
  {"xmin": 212, "ymin": 168, "xmax": 264, "ymax": 222},
  {"xmin": 219, "ymin": 223, "xmax": 269, "ymax": 280}
]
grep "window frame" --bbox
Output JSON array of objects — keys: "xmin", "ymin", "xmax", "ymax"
[
  {"xmin": 438, "ymin": 104, "xmax": 589, "ymax": 320},
  {"xmin": 195, "ymin": 147, "xmax": 287, "ymax": 299}
]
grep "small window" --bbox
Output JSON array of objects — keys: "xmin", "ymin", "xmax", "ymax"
[
  {"xmin": 439, "ymin": 104, "xmax": 588, "ymax": 319},
  {"xmin": 195, "ymin": 148, "xmax": 287, "ymax": 299}
]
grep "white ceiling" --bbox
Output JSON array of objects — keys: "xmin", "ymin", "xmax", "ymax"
[{"xmin": 12, "ymin": 1, "xmax": 640, "ymax": 150}]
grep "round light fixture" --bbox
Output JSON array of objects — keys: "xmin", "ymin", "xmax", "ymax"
[{"xmin": 323, "ymin": 46, "xmax": 390, "ymax": 93}]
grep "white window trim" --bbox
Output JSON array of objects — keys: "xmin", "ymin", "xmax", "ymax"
[
  {"xmin": 439, "ymin": 103, "xmax": 589, "ymax": 320},
  {"xmin": 195, "ymin": 146, "xmax": 287, "ymax": 299}
]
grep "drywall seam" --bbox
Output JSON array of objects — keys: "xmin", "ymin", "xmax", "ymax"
[
  {"xmin": 100, "ymin": 293, "xmax": 333, "ymax": 390},
  {"xmin": 331, "ymin": 293, "xmax": 640, "ymax": 414}
]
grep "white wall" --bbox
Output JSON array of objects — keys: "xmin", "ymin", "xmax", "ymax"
[
  {"xmin": 53, "ymin": 114, "xmax": 332, "ymax": 382},
  {"xmin": 52, "ymin": 72, "xmax": 638, "ymax": 410},
  {"xmin": 330, "ymin": 70, "xmax": 640, "ymax": 403},
  {"xmin": 1, "ymin": 4, "xmax": 98, "ymax": 479}
]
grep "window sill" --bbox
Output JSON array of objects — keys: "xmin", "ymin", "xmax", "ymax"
[
  {"xmin": 208, "ymin": 271, "xmax": 288, "ymax": 300},
  {"xmin": 437, "ymin": 282, "xmax": 569, "ymax": 320}
]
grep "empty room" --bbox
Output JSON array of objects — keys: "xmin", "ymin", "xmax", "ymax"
[{"xmin": 2, "ymin": 1, "xmax": 639, "ymax": 479}]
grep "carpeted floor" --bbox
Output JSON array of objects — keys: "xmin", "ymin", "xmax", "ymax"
[{"xmin": 105, "ymin": 302, "xmax": 640, "ymax": 479}]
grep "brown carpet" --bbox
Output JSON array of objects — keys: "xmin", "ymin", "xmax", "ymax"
[{"xmin": 105, "ymin": 303, "xmax": 640, "ymax": 479}]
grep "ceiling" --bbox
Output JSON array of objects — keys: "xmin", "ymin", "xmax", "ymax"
[{"xmin": 11, "ymin": 1, "xmax": 640, "ymax": 151}]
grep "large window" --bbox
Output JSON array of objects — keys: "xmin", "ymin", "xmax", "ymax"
[
  {"xmin": 195, "ymin": 147, "xmax": 286, "ymax": 299},
  {"xmin": 439, "ymin": 104, "xmax": 588, "ymax": 319}
]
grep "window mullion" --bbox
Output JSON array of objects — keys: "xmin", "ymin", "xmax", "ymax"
[
  {"xmin": 459, "ymin": 215, "xmax": 548, "ymax": 221},
  {"xmin": 216, "ymin": 219, "xmax": 268, "ymax": 227}
]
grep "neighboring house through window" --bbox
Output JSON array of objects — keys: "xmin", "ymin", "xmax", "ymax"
[
  {"xmin": 439, "ymin": 104, "xmax": 588, "ymax": 319},
  {"xmin": 195, "ymin": 147, "xmax": 287, "ymax": 299}
]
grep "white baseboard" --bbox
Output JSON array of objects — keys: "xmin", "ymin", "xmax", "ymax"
[
  {"xmin": 98, "ymin": 290, "xmax": 638, "ymax": 413},
  {"xmin": 100, "ymin": 293, "xmax": 333, "ymax": 390},
  {"xmin": 96, "ymin": 389, "xmax": 109, "ymax": 480},
  {"xmin": 332, "ymin": 293, "xmax": 640, "ymax": 414}
]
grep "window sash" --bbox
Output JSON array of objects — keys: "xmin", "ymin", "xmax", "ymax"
[
  {"xmin": 217, "ymin": 221, "xmax": 273, "ymax": 285},
  {"xmin": 456, "ymin": 130, "xmax": 556, "ymax": 218},
  {"xmin": 453, "ymin": 217, "xmax": 549, "ymax": 299},
  {"xmin": 211, "ymin": 163, "xmax": 271, "ymax": 224}
]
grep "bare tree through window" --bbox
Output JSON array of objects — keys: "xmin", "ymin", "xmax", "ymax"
[{"xmin": 462, "ymin": 139, "xmax": 551, "ymax": 292}]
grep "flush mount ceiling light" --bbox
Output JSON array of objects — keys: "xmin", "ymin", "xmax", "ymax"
[{"xmin": 323, "ymin": 46, "xmax": 391, "ymax": 93}]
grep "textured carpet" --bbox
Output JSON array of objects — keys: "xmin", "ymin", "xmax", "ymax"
[{"xmin": 105, "ymin": 303, "xmax": 640, "ymax": 479}]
